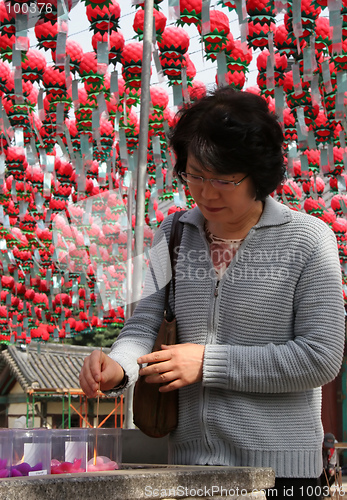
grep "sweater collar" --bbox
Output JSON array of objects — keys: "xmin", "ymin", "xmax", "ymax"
[{"xmin": 179, "ymin": 196, "xmax": 293, "ymax": 231}]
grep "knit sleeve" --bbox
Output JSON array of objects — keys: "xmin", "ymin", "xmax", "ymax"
[
  {"xmin": 202, "ymin": 227, "xmax": 345, "ymax": 393},
  {"xmin": 107, "ymin": 215, "xmax": 174, "ymax": 389}
]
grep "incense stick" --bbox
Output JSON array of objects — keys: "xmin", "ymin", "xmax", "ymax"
[{"xmin": 94, "ymin": 347, "xmax": 103, "ymax": 465}]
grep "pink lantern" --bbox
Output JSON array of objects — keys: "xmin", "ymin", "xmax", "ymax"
[
  {"xmin": 121, "ymin": 42, "xmax": 144, "ymax": 89},
  {"xmin": 86, "ymin": 0, "xmax": 120, "ymax": 34},
  {"xmin": 133, "ymin": 8, "xmax": 166, "ymax": 41},
  {"xmin": 21, "ymin": 49, "xmax": 47, "ymax": 83}
]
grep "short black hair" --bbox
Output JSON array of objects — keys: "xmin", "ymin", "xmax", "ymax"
[{"xmin": 170, "ymin": 87, "xmax": 285, "ymax": 201}]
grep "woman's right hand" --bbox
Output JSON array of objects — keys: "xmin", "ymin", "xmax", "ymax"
[{"xmin": 79, "ymin": 350, "xmax": 125, "ymax": 398}]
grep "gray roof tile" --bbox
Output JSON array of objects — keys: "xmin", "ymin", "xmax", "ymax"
[{"xmin": 0, "ymin": 344, "xmax": 110, "ymax": 391}]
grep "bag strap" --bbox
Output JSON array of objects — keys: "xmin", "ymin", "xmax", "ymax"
[{"xmin": 164, "ymin": 210, "xmax": 186, "ymax": 320}]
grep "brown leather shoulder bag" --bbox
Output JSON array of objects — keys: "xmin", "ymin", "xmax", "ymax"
[{"xmin": 133, "ymin": 210, "xmax": 186, "ymax": 438}]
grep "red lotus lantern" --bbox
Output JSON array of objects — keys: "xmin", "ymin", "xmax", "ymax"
[
  {"xmin": 64, "ymin": 119, "xmax": 84, "ymax": 151},
  {"xmin": 301, "ymin": 149, "xmax": 321, "ymax": 175},
  {"xmin": 188, "ymin": 80, "xmax": 206, "ymax": 101},
  {"xmin": 256, "ymin": 49, "xmax": 287, "ymax": 96},
  {"xmin": 329, "ymin": 147, "xmax": 345, "ymax": 178},
  {"xmin": 4, "ymin": 70, "xmax": 33, "ymax": 98},
  {"xmin": 78, "ymin": 51, "xmax": 107, "ymax": 91},
  {"xmin": 273, "ymin": 23, "xmax": 299, "ymax": 57},
  {"xmin": 43, "ymin": 89, "xmax": 72, "ymax": 117},
  {"xmin": 332, "ymin": 39, "xmax": 347, "ymax": 72},
  {"xmin": 276, "ymin": 180, "xmax": 302, "ymax": 210},
  {"xmin": 315, "ymin": 17, "xmax": 331, "ymax": 55},
  {"xmin": 55, "ymin": 159, "xmax": 75, "ymax": 186},
  {"xmin": 178, "ymin": 0, "xmax": 202, "ymax": 25},
  {"xmin": 330, "ymin": 173, "xmax": 347, "ymax": 194},
  {"xmin": 318, "ymin": 209, "xmax": 336, "ymax": 227},
  {"xmin": 286, "ymin": 0, "xmax": 321, "ymax": 39},
  {"xmin": 225, "ymin": 39, "xmax": 252, "ymax": 72},
  {"xmin": 0, "ymin": 60, "xmax": 10, "ymax": 93},
  {"xmin": 332, "ymin": 217, "xmax": 347, "ymax": 237},
  {"xmin": 86, "ymin": 0, "xmax": 120, "ymax": 34},
  {"xmin": 115, "ymin": 76, "xmax": 141, "ymax": 106},
  {"xmin": 331, "ymin": 194, "xmax": 347, "ymax": 216},
  {"xmin": 121, "ymin": 41, "xmax": 146, "ymax": 89},
  {"xmin": 133, "ymin": 8, "xmax": 166, "ymax": 42},
  {"xmin": 5, "ymin": 146, "xmax": 28, "ymax": 181},
  {"xmin": 3, "ymin": 96, "xmax": 33, "ymax": 133},
  {"xmin": 0, "ymin": 33, "xmax": 23, "ymax": 61},
  {"xmin": 34, "ymin": 18, "xmax": 68, "ymax": 51},
  {"xmin": 197, "ymin": 10, "xmax": 230, "ymax": 60},
  {"xmin": 308, "ymin": 110, "xmax": 335, "ymax": 144},
  {"xmin": 13, "ymin": 180, "xmax": 33, "ymax": 203},
  {"xmin": 74, "ymin": 88, "xmax": 96, "ymax": 132},
  {"xmin": 51, "ymin": 39, "xmax": 83, "ymax": 74},
  {"xmin": 150, "ymin": 85, "xmax": 169, "ymax": 113},
  {"xmin": 94, "ymin": 118, "xmax": 115, "ymax": 161},
  {"xmin": 283, "ymin": 70, "xmax": 312, "ymax": 109},
  {"xmin": 247, "ymin": 20, "xmax": 276, "ymax": 50},
  {"xmin": 333, "ymin": 124, "xmax": 346, "ymax": 147},
  {"xmin": 302, "ymin": 176, "xmax": 325, "ymax": 196},
  {"xmin": 21, "ymin": 49, "xmax": 47, "ymax": 83},
  {"xmin": 120, "ymin": 108, "xmax": 139, "ymax": 142},
  {"xmin": 42, "ymin": 65, "xmax": 68, "ymax": 96},
  {"xmin": 283, "ymin": 108, "xmax": 297, "ymax": 144},
  {"xmin": 0, "ymin": 1, "xmax": 15, "ymax": 35},
  {"xmin": 216, "ymin": 70, "xmax": 246, "ymax": 90},
  {"xmin": 148, "ymin": 85, "xmax": 169, "ymax": 132},
  {"xmin": 158, "ymin": 25, "xmax": 190, "ymax": 55},
  {"xmin": 303, "ymin": 196, "xmax": 325, "ymax": 216},
  {"xmin": 92, "ymin": 30, "xmax": 124, "ymax": 65},
  {"xmin": 158, "ymin": 26, "xmax": 190, "ymax": 82},
  {"xmin": 246, "ymin": 0, "xmax": 275, "ymax": 25}
]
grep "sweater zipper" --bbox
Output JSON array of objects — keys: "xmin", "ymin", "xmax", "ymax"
[
  {"xmin": 201, "ymin": 277, "xmax": 220, "ymax": 460},
  {"xmin": 198, "ymin": 226, "xmax": 223, "ymax": 461}
]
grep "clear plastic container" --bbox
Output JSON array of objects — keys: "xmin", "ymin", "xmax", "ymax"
[
  {"xmin": 51, "ymin": 428, "xmax": 88, "ymax": 474},
  {"xmin": 11, "ymin": 428, "xmax": 51, "ymax": 476},
  {"xmin": 0, "ymin": 428, "xmax": 12, "ymax": 478},
  {"xmin": 87, "ymin": 428, "xmax": 121, "ymax": 472}
]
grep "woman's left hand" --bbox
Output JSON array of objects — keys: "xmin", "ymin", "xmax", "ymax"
[{"xmin": 137, "ymin": 343, "xmax": 205, "ymax": 392}]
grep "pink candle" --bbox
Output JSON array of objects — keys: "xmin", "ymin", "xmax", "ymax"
[
  {"xmin": 87, "ymin": 456, "xmax": 118, "ymax": 472},
  {"xmin": 51, "ymin": 458, "xmax": 86, "ymax": 474}
]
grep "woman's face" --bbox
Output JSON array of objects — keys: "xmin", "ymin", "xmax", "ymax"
[{"xmin": 185, "ymin": 153, "xmax": 259, "ymax": 225}]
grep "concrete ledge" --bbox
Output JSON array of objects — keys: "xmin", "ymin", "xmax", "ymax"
[{"xmin": 0, "ymin": 465, "xmax": 275, "ymax": 500}]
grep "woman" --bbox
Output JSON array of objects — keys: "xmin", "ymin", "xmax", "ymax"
[{"xmin": 79, "ymin": 87, "xmax": 345, "ymax": 499}]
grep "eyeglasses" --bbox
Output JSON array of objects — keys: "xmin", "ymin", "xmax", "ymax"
[{"xmin": 179, "ymin": 172, "xmax": 249, "ymax": 191}]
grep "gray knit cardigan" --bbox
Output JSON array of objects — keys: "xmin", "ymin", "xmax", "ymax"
[{"xmin": 109, "ymin": 196, "xmax": 345, "ymax": 478}]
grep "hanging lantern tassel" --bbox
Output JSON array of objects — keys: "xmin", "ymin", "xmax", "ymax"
[
  {"xmin": 169, "ymin": 0, "xmax": 180, "ymax": 21},
  {"xmin": 292, "ymin": 63, "xmax": 303, "ymax": 97},
  {"xmin": 266, "ymin": 32, "xmax": 275, "ymax": 90},
  {"xmin": 217, "ymin": 51, "xmax": 227, "ymax": 87},
  {"xmin": 292, "ymin": 0, "xmax": 303, "ymax": 52},
  {"xmin": 274, "ymin": 86, "xmax": 285, "ymax": 126},
  {"xmin": 330, "ymin": 8, "xmax": 342, "ymax": 56},
  {"xmin": 335, "ymin": 72, "xmax": 347, "ymax": 121}
]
